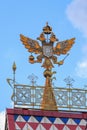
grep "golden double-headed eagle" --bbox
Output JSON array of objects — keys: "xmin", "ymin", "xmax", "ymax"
[{"xmin": 20, "ymin": 23, "xmax": 75, "ymax": 69}]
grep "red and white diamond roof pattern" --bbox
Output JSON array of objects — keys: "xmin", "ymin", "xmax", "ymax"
[
  {"xmin": 5, "ymin": 108, "xmax": 87, "ymax": 130},
  {"xmin": 15, "ymin": 116, "xmax": 86, "ymax": 130}
]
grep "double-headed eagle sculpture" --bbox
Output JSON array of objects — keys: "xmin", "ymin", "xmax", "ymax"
[{"xmin": 20, "ymin": 23, "xmax": 75, "ymax": 69}]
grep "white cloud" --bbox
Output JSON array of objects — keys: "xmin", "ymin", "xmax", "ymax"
[
  {"xmin": 76, "ymin": 43, "xmax": 87, "ymax": 78},
  {"xmin": 75, "ymin": 43, "xmax": 87, "ymax": 78},
  {"xmin": 66, "ymin": 0, "xmax": 87, "ymax": 37},
  {"xmin": 76, "ymin": 60, "xmax": 87, "ymax": 78},
  {"xmin": 0, "ymin": 111, "xmax": 5, "ymax": 130},
  {"xmin": 66, "ymin": 0, "xmax": 87, "ymax": 78}
]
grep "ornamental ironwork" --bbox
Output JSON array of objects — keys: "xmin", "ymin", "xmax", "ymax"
[{"xmin": 7, "ymin": 81, "xmax": 87, "ymax": 111}]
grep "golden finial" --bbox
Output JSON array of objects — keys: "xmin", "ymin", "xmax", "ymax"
[
  {"xmin": 43, "ymin": 22, "xmax": 52, "ymax": 34},
  {"xmin": 12, "ymin": 62, "xmax": 16, "ymax": 83},
  {"xmin": 12, "ymin": 62, "xmax": 16, "ymax": 72}
]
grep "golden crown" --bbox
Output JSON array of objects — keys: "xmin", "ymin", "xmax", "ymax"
[{"xmin": 43, "ymin": 22, "xmax": 52, "ymax": 34}]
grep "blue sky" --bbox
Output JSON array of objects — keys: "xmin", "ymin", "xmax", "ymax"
[{"xmin": 0, "ymin": 0, "xmax": 87, "ymax": 128}]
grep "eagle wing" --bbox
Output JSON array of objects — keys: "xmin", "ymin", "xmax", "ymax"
[
  {"xmin": 53, "ymin": 38, "xmax": 75, "ymax": 55},
  {"xmin": 20, "ymin": 34, "xmax": 42, "ymax": 54}
]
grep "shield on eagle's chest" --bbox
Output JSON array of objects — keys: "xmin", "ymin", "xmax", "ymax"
[{"xmin": 43, "ymin": 45, "xmax": 53, "ymax": 58}]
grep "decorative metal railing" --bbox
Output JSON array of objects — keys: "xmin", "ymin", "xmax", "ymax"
[{"xmin": 10, "ymin": 83, "xmax": 87, "ymax": 111}]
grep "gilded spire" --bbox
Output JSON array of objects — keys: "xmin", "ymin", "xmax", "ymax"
[{"xmin": 41, "ymin": 69, "xmax": 58, "ymax": 110}]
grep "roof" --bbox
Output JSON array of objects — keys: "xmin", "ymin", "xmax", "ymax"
[{"xmin": 5, "ymin": 108, "xmax": 87, "ymax": 130}]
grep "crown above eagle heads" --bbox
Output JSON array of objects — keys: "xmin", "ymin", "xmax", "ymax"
[
  {"xmin": 43, "ymin": 22, "xmax": 52, "ymax": 34},
  {"xmin": 37, "ymin": 22, "xmax": 58, "ymax": 43}
]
